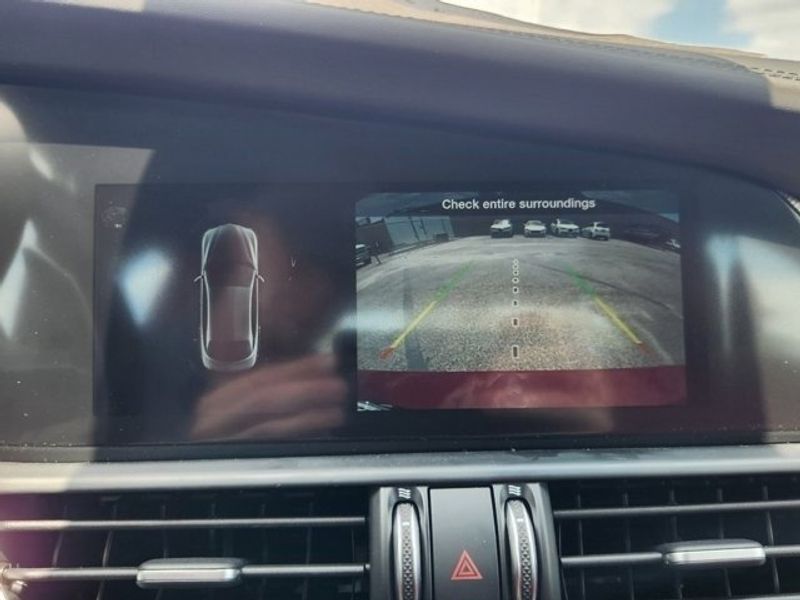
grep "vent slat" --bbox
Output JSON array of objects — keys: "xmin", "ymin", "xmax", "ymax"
[
  {"xmin": 657, "ymin": 596, "xmax": 800, "ymax": 600},
  {"xmin": 561, "ymin": 545, "xmax": 800, "ymax": 568},
  {"xmin": 0, "ymin": 516, "xmax": 366, "ymax": 531},
  {"xmin": 3, "ymin": 567, "xmax": 139, "ymax": 582},
  {"xmin": 552, "ymin": 476, "xmax": 800, "ymax": 600},
  {"xmin": 554, "ymin": 499, "xmax": 800, "ymax": 520},
  {"xmin": 767, "ymin": 545, "xmax": 800, "ymax": 558},
  {"xmin": 0, "ymin": 487, "xmax": 369, "ymax": 600},
  {"xmin": 561, "ymin": 552, "xmax": 663, "ymax": 568},
  {"xmin": 2, "ymin": 564, "xmax": 367, "ymax": 583},
  {"xmin": 241, "ymin": 564, "xmax": 368, "ymax": 578},
  {"xmin": 603, "ymin": 595, "xmax": 800, "ymax": 600}
]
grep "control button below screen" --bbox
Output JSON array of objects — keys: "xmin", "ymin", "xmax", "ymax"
[{"xmin": 430, "ymin": 487, "xmax": 501, "ymax": 600}]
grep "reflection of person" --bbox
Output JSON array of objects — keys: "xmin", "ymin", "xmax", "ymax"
[
  {"xmin": 191, "ymin": 354, "xmax": 346, "ymax": 440},
  {"xmin": 188, "ymin": 208, "xmax": 350, "ymax": 441},
  {"xmin": 104, "ymin": 191, "xmax": 352, "ymax": 443}
]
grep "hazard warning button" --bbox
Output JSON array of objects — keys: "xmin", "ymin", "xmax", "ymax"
[
  {"xmin": 451, "ymin": 550, "xmax": 483, "ymax": 581},
  {"xmin": 430, "ymin": 488, "xmax": 500, "ymax": 600}
]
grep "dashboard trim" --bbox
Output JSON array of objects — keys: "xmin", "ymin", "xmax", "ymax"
[
  {"xmin": 3, "ymin": 444, "xmax": 800, "ymax": 493},
  {"xmin": 2, "ymin": 1, "xmax": 800, "ymax": 195}
]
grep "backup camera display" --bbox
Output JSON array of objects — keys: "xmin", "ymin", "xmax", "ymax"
[{"xmin": 356, "ymin": 191, "xmax": 686, "ymax": 410}]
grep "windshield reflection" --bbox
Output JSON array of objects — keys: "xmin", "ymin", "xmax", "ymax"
[{"xmin": 316, "ymin": 0, "xmax": 800, "ymax": 62}]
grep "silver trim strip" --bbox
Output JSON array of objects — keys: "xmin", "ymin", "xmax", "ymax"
[
  {"xmin": 665, "ymin": 547, "xmax": 765, "ymax": 568},
  {"xmin": 4, "ymin": 445, "xmax": 800, "ymax": 493},
  {"xmin": 136, "ymin": 558, "xmax": 245, "ymax": 589},
  {"xmin": 659, "ymin": 540, "xmax": 766, "ymax": 570}
]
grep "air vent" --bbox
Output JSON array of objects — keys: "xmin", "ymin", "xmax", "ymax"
[
  {"xmin": 0, "ymin": 487, "xmax": 368, "ymax": 600},
  {"xmin": 550, "ymin": 475, "xmax": 800, "ymax": 600}
]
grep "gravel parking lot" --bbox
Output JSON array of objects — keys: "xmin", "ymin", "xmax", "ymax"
[{"xmin": 357, "ymin": 235, "xmax": 684, "ymax": 372}]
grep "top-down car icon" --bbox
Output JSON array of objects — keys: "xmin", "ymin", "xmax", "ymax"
[{"xmin": 197, "ymin": 224, "xmax": 262, "ymax": 372}]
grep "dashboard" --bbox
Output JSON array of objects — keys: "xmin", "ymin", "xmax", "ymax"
[{"xmin": 2, "ymin": 3, "xmax": 800, "ymax": 600}]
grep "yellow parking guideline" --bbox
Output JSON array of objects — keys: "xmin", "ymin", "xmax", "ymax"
[
  {"xmin": 380, "ymin": 262, "xmax": 473, "ymax": 359},
  {"xmin": 567, "ymin": 264, "xmax": 643, "ymax": 347},
  {"xmin": 386, "ymin": 299, "xmax": 439, "ymax": 352},
  {"xmin": 592, "ymin": 296, "xmax": 642, "ymax": 346}
]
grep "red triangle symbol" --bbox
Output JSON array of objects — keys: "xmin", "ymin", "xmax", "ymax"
[{"xmin": 450, "ymin": 550, "xmax": 483, "ymax": 581}]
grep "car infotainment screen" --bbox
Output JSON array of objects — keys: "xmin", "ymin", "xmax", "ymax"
[
  {"xmin": 87, "ymin": 184, "xmax": 690, "ymax": 446},
  {"xmin": 355, "ymin": 191, "xmax": 686, "ymax": 410}
]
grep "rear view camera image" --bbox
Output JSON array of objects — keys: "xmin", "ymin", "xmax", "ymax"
[{"xmin": 356, "ymin": 191, "xmax": 686, "ymax": 409}]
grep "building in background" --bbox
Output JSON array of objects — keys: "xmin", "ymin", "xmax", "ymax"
[{"xmin": 356, "ymin": 216, "xmax": 454, "ymax": 255}]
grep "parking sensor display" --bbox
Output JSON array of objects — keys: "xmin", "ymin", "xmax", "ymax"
[
  {"xmin": 94, "ymin": 184, "xmax": 354, "ymax": 440},
  {"xmin": 197, "ymin": 224, "xmax": 263, "ymax": 372},
  {"xmin": 356, "ymin": 191, "xmax": 686, "ymax": 410}
]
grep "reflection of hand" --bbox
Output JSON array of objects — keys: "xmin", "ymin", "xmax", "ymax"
[{"xmin": 190, "ymin": 354, "xmax": 347, "ymax": 441}]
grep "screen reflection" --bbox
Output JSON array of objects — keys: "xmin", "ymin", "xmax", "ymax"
[{"xmin": 94, "ymin": 185, "xmax": 353, "ymax": 443}]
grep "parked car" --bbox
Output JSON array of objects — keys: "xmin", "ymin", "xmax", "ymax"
[
  {"xmin": 550, "ymin": 218, "xmax": 580, "ymax": 237},
  {"xmin": 355, "ymin": 243, "xmax": 372, "ymax": 267},
  {"xmin": 197, "ymin": 224, "xmax": 262, "ymax": 372},
  {"xmin": 523, "ymin": 219, "xmax": 547, "ymax": 237},
  {"xmin": 490, "ymin": 218, "xmax": 513, "ymax": 238},
  {"xmin": 582, "ymin": 221, "xmax": 611, "ymax": 240}
]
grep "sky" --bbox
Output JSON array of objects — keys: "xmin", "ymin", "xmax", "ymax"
[{"xmin": 442, "ymin": 0, "xmax": 800, "ymax": 60}]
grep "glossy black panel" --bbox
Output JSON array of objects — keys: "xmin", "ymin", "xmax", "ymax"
[
  {"xmin": 93, "ymin": 184, "xmax": 354, "ymax": 444},
  {"xmin": 0, "ymin": 85, "xmax": 798, "ymax": 457}
]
